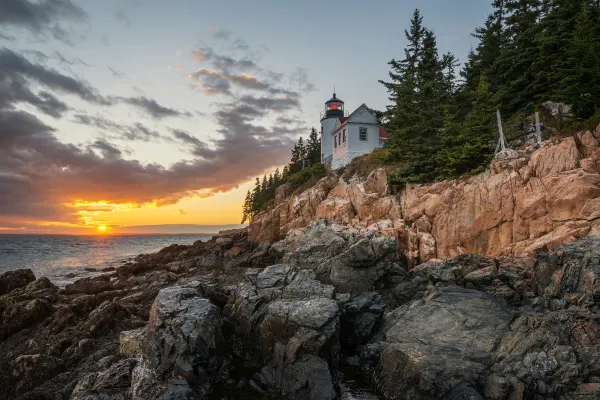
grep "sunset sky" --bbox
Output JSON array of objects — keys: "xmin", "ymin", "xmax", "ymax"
[{"xmin": 1, "ymin": 0, "xmax": 491, "ymax": 234}]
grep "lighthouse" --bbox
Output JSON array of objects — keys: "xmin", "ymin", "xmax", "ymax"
[{"xmin": 320, "ymin": 92, "xmax": 345, "ymax": 166}]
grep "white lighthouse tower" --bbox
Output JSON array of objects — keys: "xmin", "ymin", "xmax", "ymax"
[{"xmin": 320, "ymin": 92, "xmax": 344, "ymax": 166}]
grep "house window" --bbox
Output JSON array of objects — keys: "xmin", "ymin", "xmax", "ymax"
[
  {"xmin": 343, "ymin": 129, "xmax": 346, "ymax": 143},
  {"xmin": 359, "ymin": 127, "xmax": 368, "ymax": 141},
  {"xmin": 338, "ymin": 132, "xmax": 341, "ymax": 145},
  {"xmin": 334, "ymin": 136, "xmax": 337, "ymax": 148}
]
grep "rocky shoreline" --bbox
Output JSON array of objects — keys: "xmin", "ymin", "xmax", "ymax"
[{"xmin": 2, "ymin": 222, "xmax": 600, "ymax": 399}]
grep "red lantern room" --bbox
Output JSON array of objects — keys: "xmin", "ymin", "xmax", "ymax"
[{"xmin": 323, "ymin": 92, "xmax": 344, "ymax": 119}]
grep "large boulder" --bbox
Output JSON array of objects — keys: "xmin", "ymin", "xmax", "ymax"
[
  {"xmin": 223, "ymin": 263, "xmax": 340, "ymax": 399},
  {"xmin": 364, "ymin": 286, "xmax": 512, "ymax": 399},
  {"xmin": 0, "ymin": 269, "xmax": 36, "ymax": 296},
  {"xmin": 134, "ymin": 285, "xmax": 224, "ymax": 398},
  {"xmin": 256, "ymin": 297, "xmax": 340, "ymax": 400},
  {"xmin": 275, "ymin": 220, "xmax": 405, "ymax": 295}
]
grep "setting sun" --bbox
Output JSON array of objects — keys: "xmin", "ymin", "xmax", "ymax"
[{"xmin": 97, "ymin": 225, "xmax": 107, "ymax": 232}]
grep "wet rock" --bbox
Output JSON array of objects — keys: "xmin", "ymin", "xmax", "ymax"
[
  {"xmin": 0, "ymin": 297, "xmax": 54, "ymax": 341},
  {"xmin": 141, "ymin": 285, "xmax": 224, "ymax": 396},
  {"xmin": 387, "ymin": 275, "xmax": 429, "ymax": 309},
  {"xmin": 0, "ymin": 269, "xmax": 36, "ymax": 295},
  {"xmin": 256, "ymin": 353, "xmax": 337, "ymax": 400},
  {"xmin": 340, "ymin": 292, "xmax": 385, "ymax": 347},
  {"xmin": 367, "ymin": 286, "xmax": 512, "ymax": 399},
  {"xmin": 10, "ymin": 354, "xmax": 64, "ymax": 396},
  {"xmin": 71, "ymin": 358, "xmax": 137, "ymax": 400}
]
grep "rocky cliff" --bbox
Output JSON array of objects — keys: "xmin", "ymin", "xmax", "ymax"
[
  {"xmin": 250, "ymin": 125, "xmax": 600, "ymax": 263},
  {"xmin": 5, "ymin": 222, "xmax": 600, "ymax": 399}
]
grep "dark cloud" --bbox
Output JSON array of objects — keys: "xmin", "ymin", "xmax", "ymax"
[
  {"xmin": 0, "ymin": 105, "xmax": 295, "ymax": 224},
  {"xmin": 0, "ymin": 47, "xmax": 109, "ymax": 104},
  {"xmin": 73, "ymin": 114, "xmax": 163, "ymax": 142},
  {"xmin": 171, "ymin": 129, "xmax": 214, "ymax": 159},
  {"xmin": 0, "ymin": 0, "xmax": 86, "ymax": 43},
  {"xmin": 0, "ymin": 75, "xmax": 69, "ymax": 117},
  {"xmin": 88, "ymin": 139, "xmax": 122, "ymax": 159},
  {"xmin": 120, "ymin": 96, "xmax": 192, "ymax": 119}
]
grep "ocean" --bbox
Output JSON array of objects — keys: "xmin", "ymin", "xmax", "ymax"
[{"xmin": 0, "ymin": 234, "xmax": 213, "ymax": 286}]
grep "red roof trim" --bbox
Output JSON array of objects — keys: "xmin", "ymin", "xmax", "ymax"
[
  {"xmin": 338, "ymin": 116, "xmax": 348, "ymax": 124},
  {"xmin": 379, "ymin": 126, "xmax": 391, "ymax": 139}
]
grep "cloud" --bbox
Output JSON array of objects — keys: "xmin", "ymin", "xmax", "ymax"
[
  {"xmin": 0, "ymin": 47, "xmax": 109, "ymax": 104},
  {"xmin": 188, "ymin": 68, "xmax": 274, "ymax": 95},
  {"xmin": 120, "ymin": 96, "xmax": 192, "ymax": 119},
  {"xmin": 73, "ymin": 114, "xmax": 163, "ymax": 142},
  {"xmin": 0, "ymin": 0, "xmax": 87, "ymax": 43},
  {"xmin": 0, "ymin": 31, "xmax": 314, "ymax": 229},
  {"xmin": 191, "ymin": 47, "xmax": 258, "ymax": 74}
]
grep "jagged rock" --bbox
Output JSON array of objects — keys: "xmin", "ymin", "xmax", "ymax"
[
  {"xmin": 255, "ymin": 353, "xmax": 336, "ymax": 400},
  {"xmin": 71, "ymin": 358, "xmax": 137, "ymax": 400},
  {"xmin": 0, "ymin": 269, "xmax": 36, "ymax": 295},
  {"xmin": 0, "ymin": 297, "xmax": 54, "ymax": 341},
  {"xmin": 11, "ymin": 354, "xmax": 65, "ymax": 396},
  {"xmin": 339, "ymin": 292, "xmax": 385, "ymax": 347},
  {"xmin": 366, "ymin": 286, "xmax": 512, "ymax": 399},
  {"xmin": 387, "ymin": 275, "xmax": 429, "ymax": 309},
  {"xmin": 141, "ymin": 285, "xmax": 224, "ymax": 396},
  {"xmin": 491, "ymin": 310, "xmax": 600, "ymax": 398},
  {"xmin": 256, "ymin": 297, "xmax": 340, "ymax": 399},
  {"xmin": 63, "ymin": 275, "xmax": 113, "ymax": 295},
  {"xmin": 275, "ymin": 221, "xmax": 404, "ymax": 295}
]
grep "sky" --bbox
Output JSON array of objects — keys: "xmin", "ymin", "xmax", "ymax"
[{"xmin": 0, "ymin": 0, "xmax": 492, "ymax": 235}]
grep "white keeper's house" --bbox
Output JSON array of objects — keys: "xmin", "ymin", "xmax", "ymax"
[{"xmin": 320, "ymin": 92, "xmax": 390, "ymax": 170}]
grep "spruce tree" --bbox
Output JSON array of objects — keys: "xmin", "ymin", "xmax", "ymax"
[
  {"xmin": 496, "ymin": 0, "xmax": 542, "ymax": 113},
  {"xmin": 379, "ymin": 9, "xmax": 425, "ymax": 145},
  {"xmin": 241, "ymin": 190, "xmax": 252, "ymax": 224},
  {"xmin": 306, "ymin": 127, "xmax": 321, "ymax": 165},
  {"xmin": 560, "ymin": 0, "xmax": 600, "ymax": 119},
  {"xmin": 250, "ymin": 177, "xmax": 261, "ymax": 215}
]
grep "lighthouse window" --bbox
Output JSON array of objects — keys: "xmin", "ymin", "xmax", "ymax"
[{"xmin": 359, "ymin": 127, "xmax": 368, "ymax": 141}]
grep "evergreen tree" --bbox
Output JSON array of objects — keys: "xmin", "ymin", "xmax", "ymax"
[
  {"xmin": 560, "ymin": 0, "xmax": 600, "ymax": 118},
  {"xmin": 495, "ymin": 0, "xmax": 542, "ymax": 113},
  {"xmin": 273, "ymin": 168, "xmax": 282, "ymax": 185},
  {"xmin": 241, "ymin": 190, "xmax": 252, "ymax": 224},
  {"xmin": 306, "ymin": 127, "xmax": 321, "ymax": 165},
  {"xmin": 250, "ymin": 177, "xmax": 261, "ymax": 215},
  {"xmin": 438, "ymin": 76, "xmax": 497, "ymax": 176},
  {"xmin": 379, "ymin": 9, "xmax": 425, "ymax": 142}
]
